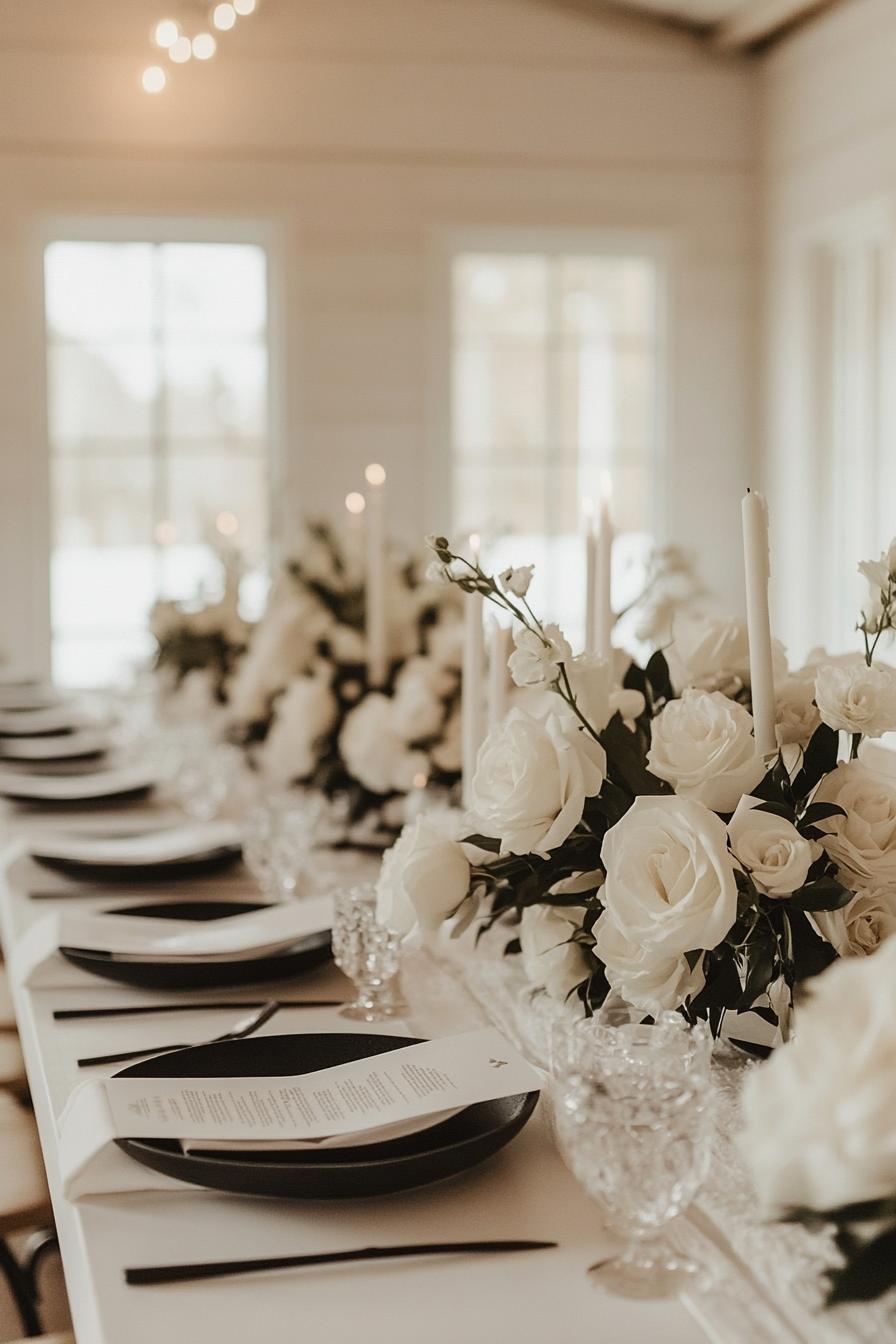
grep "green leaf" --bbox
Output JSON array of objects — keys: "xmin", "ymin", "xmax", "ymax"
[
  {"xmin": 599, "ymin": 712, "xmax": 672, "ymax": 799},
  {"xmin": 753, "ymin": 754, "xmax": 794, "ymax": 806},
  {"xmin": 793, "ymin": 723, "xmax": 840, "ymax": 799},
  {"xmin": 827, "ymin": 1225, "xmax": 896, "ymax": 1305},
  {"xmin": 754, "ymin": 799, "xmax": 796, "ymax": 822},
  {"xmin": 787, "ymin": 877, "xmax": 853, "ymax": 912},
  {"xmin": 645, "ymin": 650, "xmax": 674, "ymax": 705},
  {"xmin": 462, "ymin": 833, "xmax": 502, "ymax": 853},
  {"xmin": 738, "ymin": 942, "xmax": 776, "ymax": 1010}
]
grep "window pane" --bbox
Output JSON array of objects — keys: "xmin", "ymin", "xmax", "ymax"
[
  {"xmin": 45, "ymin": 242, "xmax": 154, "ymax": 342},
  {"xmin": 45, "ymin": 239, "xmax": 271, "ymax": 687},
  {"xmin": 160, "ymin": 244, "xmax": 267, "ymax": 339},
  {"xmin": 451, "ymin": 248, "xmax": 660, "ymax": 651}
]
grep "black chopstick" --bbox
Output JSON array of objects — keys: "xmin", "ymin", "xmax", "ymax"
[
  {"xmin": 125, "ymin": 1240, "xmax": 558, "ymax": 1286},
  {"xmin": 54, "ymin": 999, "xmax": 343, "ymax": 1020}
]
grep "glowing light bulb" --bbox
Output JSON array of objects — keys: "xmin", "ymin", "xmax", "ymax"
[
  {"xmin": 142, "ymin": 65, "xmax": 167, "ymax": 93},
  {"xmin": 168, "ymin": 34, "xmax": 192, "ymax": 62},
  {"xmin": 192, "ymin": 31, "xmax": 217, "ymax": 59},
  {"xmin": 215, "ymin": 510, "xmax": 239, "ymax": 536},
  {"xmin": 345, "ymin": 492, "xmax": 366, "ymax": 515},
  {"xmin": 212, "ymin": 3, "xmax": 237, "ymax": 30},
  {"xmin": 153, "ymin": 19, "xmax": 179, "ymax": 48},
  {"xmin": 233, "ymin": 0, "xmax": 257, "ymax": 13},
  {"xmin": 364, "ymin": 463, "xmax": 386, "ymax": 487},
  {"xmin": 412, "ymin": 772, "xmax": 428, "ymax": 790}
]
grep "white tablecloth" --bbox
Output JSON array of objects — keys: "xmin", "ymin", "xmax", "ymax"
[{"xmin": 1, "ymin": 798, "xmax": 889, "ymax": 1343}]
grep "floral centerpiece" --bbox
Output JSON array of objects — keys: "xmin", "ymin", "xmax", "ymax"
[
  {"xmin": 376, "ymin": 533, "xmax": 896, "ymax": 1041},
  {"xmin": 228, "ymin": 521, "xmax": 465, "ymax": 832}
]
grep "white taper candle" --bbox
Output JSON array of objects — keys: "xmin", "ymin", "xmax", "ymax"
[
  {"xmin": 364, "ymin": 464, "xmax": 388, "ymax": 687},
  {"xmin": 583, "ymin": 497, "xmax": 597, "ymax": 654},
  {"xmin": 741, "ymin": 488, "xmax": 778, "ymax": 757},
  {"xmin": 596, "ymin": 472, "xmax": 614, "ymax": 661},
  {"xmin": 487, "ymin": 620, "xmax": 512, "ymax": 730}
]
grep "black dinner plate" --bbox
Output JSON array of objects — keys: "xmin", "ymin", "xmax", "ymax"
[
  {"xmin": 115, "ymin": 1032, "xmax": 539, "ymax": 1199},
  {"xmin": 3, "ymin": 785, "xmax": 154, "ymax": 809},
  {"xmin": 59, "ymin": 899, "xmax": 332, "ymax": 990},
  {"xmin": 33, "ymin": 843, "xmax": 242, "ymax": 883}
]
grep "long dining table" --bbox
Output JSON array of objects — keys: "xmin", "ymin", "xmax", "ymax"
[{"xmin": 0, "ymin": 795, "xmax": 727, "ymax": 1344}]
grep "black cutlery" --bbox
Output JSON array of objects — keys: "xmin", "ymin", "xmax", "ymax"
[
  {"xmin": 55, "ymin": 998, "xmax": 343, "ymax": 1021},
  {"xmin": 125, "ymin": 1239, "xmax": 559, "ymax": 1286},
  {"xmin": 77, "ymin": 1000, "xmax": 280, "ymax": 1067}
]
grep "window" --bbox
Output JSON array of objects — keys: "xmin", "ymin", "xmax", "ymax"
[
  {"xmin": 44, "ymin": 238, "xmax": 271, "ymax": 686},
  {"xmin": 450, "ymin": 246, "xmax": 662, "ymax": 649}
]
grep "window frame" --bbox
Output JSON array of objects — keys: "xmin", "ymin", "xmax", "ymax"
[
  {"xmin": 33, "ymin": 214, "xmax": 286, "ymax": 682},
  {"xmin": 427, "ymin": 226, "xmax": 671, "ymax": 547}
]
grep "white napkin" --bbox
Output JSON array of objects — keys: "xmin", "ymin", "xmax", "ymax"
[
  {"xmin": 13, "ymin": 898, "xmax": 333, "ymax": 988},
  {"xmin": 181, "ymin": 1108, "xmax": 464, "ymax": 1154},
  {"xmin": 58, "ymin": 1029, "xmax": 541, "ymax": 1199},
  {"xmin": 0, "ymin": 763, "xmax": 156, "ymax": 802},
  {"xmin": 29, "ymin": 819, "xmax": 241, "ymax": 866}
]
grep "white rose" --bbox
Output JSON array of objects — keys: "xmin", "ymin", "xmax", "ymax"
[
  {"xmin": 499, "ymin": 564, "xmax": 535, "ymax": 598},
  {"xmin": 519, "ymin": 904, "xmax": 591, "ymax": 1001},
  {"xmin": 647, "ymin": 688, "xmax": 765, "ymax": 813},
  {"xmin": 814, "ymin": 760, "xmax": 896, "ymax": 885},
  {"xmin": 565, "ymin": 654, "xmax": 612, "ymax": 732},
  {"xmin": 601, "ymin": 795, "xmax": 738, "ymax": 954},
  {"xmin": 375, "ymin": 816, "xmax": 471, "ymax": 935},
  {"xmin": 470, "ymin": 708, "xmax": 606, "ymax": 857},
  {"xmin": 668, "ymin": 615, "xmax": 787, "ymax": 694},
  {"xmin": 728, "ymin": 795, "xmax": 818, "ymax": 897},
  {"xmin": 741, "ymin": 938, "xmax": 896, "ymax": 1210},
  {"xmin": 339, "ymin": 694, "xmax": 411, "ymax": 795},
  {"xmin": 227, "ymin": 592, "xmax": 331, "ymax": 722},
  {"xmin": 507, "ymin": 624, "xmax": 571, "ymax": 691},
  {"xmin": 813, "ymin": 885, "xmax": 896, "ymax": 957},
  {"xmin": 815, "ymin": 662, "xmax": 896, "ymax": 739},
  {"xmin": 258, "ymin": 671, "xmax": 338, "ymax": 786},
  {"xmin": 775, "ymin": 675, "xmax": 820, "ymax": 748},
  {"xmin": 390, "ymin": 658, "xmax": 450, "ymax": 743},
  {"xmin": 594, "ymin": 913, "xmax": 706, "ymax": 1014}
]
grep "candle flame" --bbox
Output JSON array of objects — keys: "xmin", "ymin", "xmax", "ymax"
[
  {"xmin": 364, "ymin": 463, "xmax": 386, "ymax": 487},
  {"xmin": 345, "ymin": 491, "xmax": 366, "ymax": 515},
  {"xmin": 412, "ymin": 772, "xmax": 428, "ymax": 790}
]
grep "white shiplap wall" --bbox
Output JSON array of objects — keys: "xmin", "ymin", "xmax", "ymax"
[
  {"xmin": 0, "ymin": 0, "xmax": 757, "ymax": 668},
  {"xmin": 760, "ymin": 0, "xmax": 896, "ymax": 659}
]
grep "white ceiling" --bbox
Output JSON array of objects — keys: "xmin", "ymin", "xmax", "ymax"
[{"xmin": 591, "ymin": 0, "xmax": 838, "ymax": 48}]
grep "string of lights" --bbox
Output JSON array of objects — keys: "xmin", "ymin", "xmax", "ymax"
[{"xmin": 142, "ymin": 0, "xmax": 258, "ymax": 94}]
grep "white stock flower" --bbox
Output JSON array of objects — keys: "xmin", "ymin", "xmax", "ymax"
[
  {"xmin": 499, "ymin": 564, "xmax": 535, "ymax": 598},
  {"xmin": 647, "ymin": 688, "xmax": 765, "ymax": 813},
  {"xmin": 858, "ymin": 541, "xmax": 896, "ymax": 592},
  {"xmin": 727, "ymin": 795, "xmax": 817, "ymax": 897},
  {"xmin": 814, "ymin": 662, "xmax": 896, "ymax": 739},
  {"xmin": 600, "ymin": 795, "xmax": 738, "ymax": 955},
  {"xmin": 470, "ymin": 708, "xmax": 605, "ymax": 857},
  {"xmin": 594, "ymin": 914, "xmax": 706, "ymax": 1015},
  {"xmin": 667, "ymin": 615, "xmax": 787, "ymax": 694},
  {"xmin": 813, "ymin": 884, "xmax": 896, "ymax": 958},
  {"xmin": 375, "ymin": 815, "xmax": 471, "ymax": 935},
  {"xmin": 740, "ymin": 938, "xmax": 896, "ymax": 1211},
  {"xmin": 258, "ymin": 671, "xmax": 338, "ymax": 785},
  {"xmin": 775, "ymin": 675, "xmax": 820, "ymax": 748},
  {"xmin": 519, "ymin": 904, "xmax": 591, "ymax": 1001},
  {"xmin": 425, "ymin": 559, "xmax": 452, "ymax": 585},
  {"xmin": 507, "ymin": 624, "xmax": 572, "ymax": 691},
  {"xmin": 813, "ymin": 760, "xmax": 896, "ymax": 885}
]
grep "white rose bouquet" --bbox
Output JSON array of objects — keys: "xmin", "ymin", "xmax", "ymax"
[
  {"xmin": 741, "ymin": 939, "xmax": 896, "ymax": 1305},
  {"xmin": 229, "ymin": 520, "xmax": 464, "ymax": 831},
  {"xmin": 378, "ymin": 532, "xmax": 896, "ymax": 1038},
  {"xmin": 150, "ymin": 573, "xmax": 249, "ymax": 700}
]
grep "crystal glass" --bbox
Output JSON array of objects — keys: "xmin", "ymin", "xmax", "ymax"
[
  {"xmin": 171, "ymin": 736, "xmax": 245, "ymax": 821},
  {"xmin": 242, "ymin": 789, "xmax": 324, "ymax": 901},
  {"xmin": 552, "ymin": 1011, "xmax": 713, "ymax": 1299},
  {"xmin": 332, "ymin": 883, "xmax": 406, "ymax": 1022}
]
